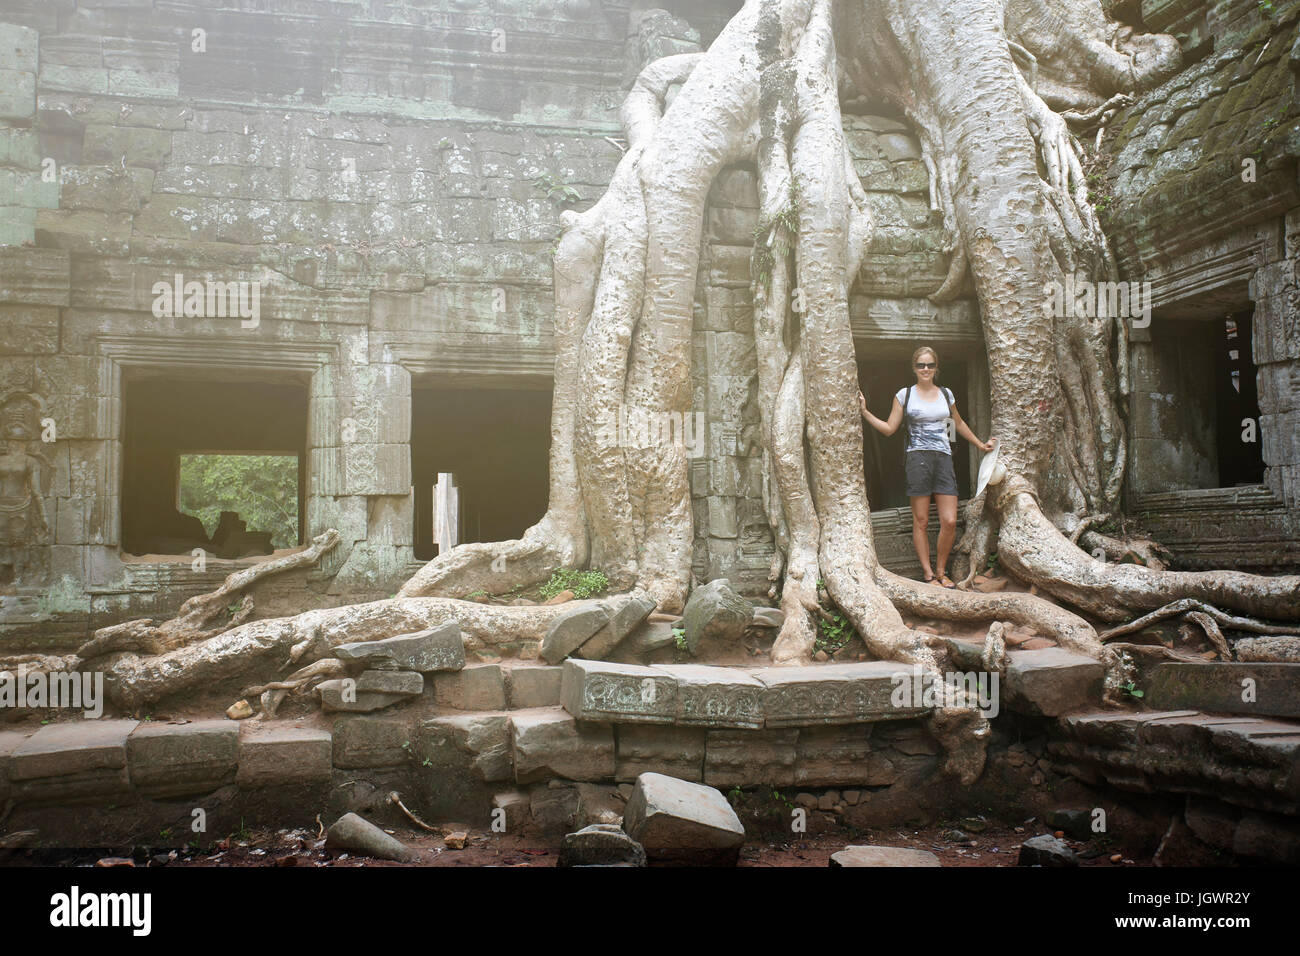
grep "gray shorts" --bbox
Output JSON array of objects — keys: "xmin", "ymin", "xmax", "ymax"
[{"xmin": 905, "ymin": 449, "xmax": 958, "ymax": 497}]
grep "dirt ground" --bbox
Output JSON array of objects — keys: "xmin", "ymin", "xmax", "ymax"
[{"xmin": 3, "ymin": 818, "xmax": 1153, "ymax": 868}]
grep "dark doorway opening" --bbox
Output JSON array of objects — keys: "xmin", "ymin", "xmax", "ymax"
[
  {"xmin": 411, "ymin": 386, "xmax": 551, "ymax": 561},
  {"xmin": 1216, "ymin": 310, "xmax": 1265, "ymax": 487},
  {"xmin": 856, "ymin": 357, "xmax": 971, "ymax": 510},
  {"xmin": 122, "ymin": 373, "xmax": 307, "ymax": 557}
]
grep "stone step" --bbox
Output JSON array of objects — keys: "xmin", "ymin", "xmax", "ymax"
[
  {"xmin": 1146, "ymin": 662, "xmax": 1300, "ymax": 719},
  {"xmin": 1050, "ymin": 708, "xmax": 1300, "ymax": 814}
]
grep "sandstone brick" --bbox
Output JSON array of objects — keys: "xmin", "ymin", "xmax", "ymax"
[
  {"xmin": 512, "ymin": 710, "xmax": 614, "ymax": 784},
  {"xmin": 127, "ymin": 719, "xmax": 238, "ymax": 797},
  {"xmin": 235, "ymin": 726, "xmax": 332, "ymax": 788}
]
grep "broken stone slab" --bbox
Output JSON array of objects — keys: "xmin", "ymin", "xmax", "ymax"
[
  {"xmin": 9, "ymin": 719, "xmax": 136, "ymax": 804},
  {"xmin": 577, "ymin": 594, "xmax": 658, "ymax": 661},
  {"xmin": 754, "ymin": 662, "xmax": 925, "ymax": 727},
  {"xmin": 1018, "ymin": 834, "xmax": 1077, "ymax": 866},
  {"xmin": 326, "ymin": 812, "xmax": 416, "ymax": 863},
  {"xmin": 334, "ymin": 622, "xmax": 465, "ymax": 673},
  {"xmin": 623, "ymin": 772, "xmax": 746, "ymax": 865},
  {"xmin": 558, "ymin": 824, "xmax": 647, "ymax": 867},
  {"xmin": 1146, "ymin": 663, "xmax": 1300, "ymax": 719},
  {"xmin": 235, "ymin": 726, "xmax": 333, "ymax": 789},
  {"xmin": 651, "ymin": 664, "xmax": 764, "ymax": 729},
  {"xmin": 433, "ymin": 663, "xmax": 507, "ymax": 710},
  {"xmin": 616, "ymin": 724, "xmax": 706, "ymax": 783},
  {"xmin": 126, "ymin": 719, "xmax": 239, "ymax": 798},
  {"xmin": 561, "ymin": 659, "xmax": 678, "ymax": 724},
  {"xmin": 681, "ymin": 579, "xmax": 753, "ymax": 653},
  {"xmin": 512, "ymin": 709, "xmax": 615, "ymax": 784},
  {"xmin": 1004, "ymin": 648, "xmax": 1104, "ymax": 717},
  {"xmin": 751, "ymin": 607, "xmax": 784, "ymax": 629},
  {"xmin": 540, "ymin": 604, "xmax": 611, "ymax": 664},
  {"xmin": 508, "ymin": 665, "xmax": 563, "ymax": 709},
  {"xmin": 529, "ymin": 783, "xmax": 580, "ymax": 831},
  {"xmin": 829, "ymin": 845, "xmax": 941, "ymax": 867},
  {"xmin": 609, "ymin": 620, "xmax": 679, "ymax": 663},
  {"xmin": 317, "ymin": 670, "xmax": 423, "ymax": 713}
]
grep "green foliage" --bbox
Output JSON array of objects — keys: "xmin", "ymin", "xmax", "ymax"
[
  {"xmin": 178, "ymin": 453, "xmax": 298, "ymax": 549},
  {"xmin": 1259, "ymin": 1, "xmax": 1275, "ymax": 16},
  {"xmin": 750, "ymin": 184, "xmax": 801, "ymax": 294},
  {"xmin": 538, "ymin": 567, "xmax": 609, "ymax": 600},
  {"xmin": 672, "ymin": 624, "xmax": 687, "ymax": 652},
  {"xmin": 1121, "ymin": 682, "xmax": 1145, "ymax": 699},
  {"xmin": 815, "ymin": 606, "xmax": 857, "ymax": 656},
  {"xmin": 533, "ymin": 172, "xmax": 582, "ymax": 207}
]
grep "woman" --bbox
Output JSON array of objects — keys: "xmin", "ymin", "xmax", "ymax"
[{"xmin": 858, "ymin": 346, "xmax": 993, "ymax": 588}]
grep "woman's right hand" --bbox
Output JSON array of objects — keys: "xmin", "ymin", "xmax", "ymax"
[{"xmin": 857, "ymin": 390, "xmax": 868, "ymax": 415}]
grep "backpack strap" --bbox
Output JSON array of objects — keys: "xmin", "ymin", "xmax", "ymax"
[{"xmin": 904, "ymin": 385, "xmax": 913, "ymax": 416}]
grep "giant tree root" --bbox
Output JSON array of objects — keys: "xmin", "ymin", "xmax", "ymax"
[{"xmin": 75, "ymin": 529, "xmax": 342, "ymax": 660}]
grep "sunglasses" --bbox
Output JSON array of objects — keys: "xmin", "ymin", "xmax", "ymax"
[{"xmin": 915, "ymin": 362, "xmax": 936, "ymax": 369}]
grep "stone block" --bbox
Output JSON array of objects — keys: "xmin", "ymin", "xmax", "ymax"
[
  {"xmin": 433, "ymin": 663, "xmax": 507, "ymax": 710},
  {"xmin": 609, "ymin": 620, "xmax": 678, "ymax": 663},
  {"xmin": 558, "ymin": 824, "xmax": 646, "ymax": 867},
  {"xmin": 331, "ymin": 714, "xmax": 414, "ymax": 770},
  {"xmin": 681, "ymin": 578, "xmax": 752, "ymax": 653},
  {"xmin": 127, "ymin": 719, "xmax": 238, "ymax": 798},
  {"xmin": 512, "ymin": 710, "xmax": 615, "ymax": 784},
  {"xmin": 333, "ymin": 622, "xmax": 464, "ymax": 673},
  {"xmin": 508, "ymin": 665, "xmax": 563, "ymax": 709},
  {"xmin": 9, "ymin": 719, "xmax": 135, "ymax": 803},
  {"xmin": 561, "ymin": 659, "xmax": 677, "ymax": 724},
  {"xmin": 317, "ymin": 672, "xmax": 421, "ymax": 713},
  {"xmin": 616, "ymin": 724, "xmax": 706, "ymax": 783},
  {"xmin": 529, "ymin": 783, "xmax": 580, "ymax": 831},
  {"xmin": 830, "ymin": 846, "xmax": 941, "ymax": 867},
  {"xmin": 795, "ymin": 725, "xmax": 874, "ymax": 787},
  {"xmin": 417, "ymin": 714, "xmax": 512, "ymax": 783},
  {"xmin": 235, "ymin": 726, "xmax": 333, "ymax": 789},
  {"xmin": 1146, "ymin": 663, "xmax": 1300, "ymax": 718},
  {"xmin": 652, "ymin": 664, "xmax": 764, "ymax": 729},
  {"xmin": 577, "ymin": 595, "xmax": 657, "ymax": 660},
  {"xmin": 704, "ymin": 729, "xmax": 798, "ymax": 787},
  {"xmin": 1004, "ymin": 648, "xmax": 1105, "ymax": 717},
  {"xmin": 540, "ymin": 604, "xmax": 610, "ymax": 664},
  {"xmin": 754, "ymin": 662, "xmax": 924, "ymax": 727},
  {"xmin": 492, "ymin": 790, "xmax": 530, "ymax": 833},
  {"xmin": 623, "ymin": 772, "xmax": 746, "ymax": 864},
  {"xmin": 0, "ymin": 730, "xmax": 31, "ymax": 805}
]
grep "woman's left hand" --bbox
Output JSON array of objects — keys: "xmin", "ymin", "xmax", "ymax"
[{"xmin": 978, "ymin": 438, "xmax": 995, "ymax": 452}]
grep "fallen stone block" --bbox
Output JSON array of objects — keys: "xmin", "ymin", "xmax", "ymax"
[
  {"xmin": 751, "ymin": 607, "xmax": 784, "ymax": 629},
  {"xmin": 235, "ymin": 726, "xmax": 333, "ymax": 789},
  {"xmin": 561, "ymin": 659, "xmax": 677, "ymax": 724},
  {"xmin": 127, "ymin": 719, "xmax": 239, "ymax": 798},
  {"xmin": 326, "ymin": 812, "xmax": 415, "ymax": 862},
  {"xmin": 334, "ymin": 622, "xmax": 465, "ymax": 673},
  {"xmin": 9, "ymin": 720, "xmax": 136, "ymax": 804},
  {"xmin": 1017, "ymin": 834, "xmax": 1077, "ymax": 866},
  {"xmin": 415, "ymin": 714, "xmax": 512, "ymax": 819},
  {"xmin": 623, "ymin": 772, "xmax": 746, "ymax": 865},
  {"xmin": 681, "ymin": 579, "xmax": 753, "ymax": 653},
  {"xmin": 508, "ymin": 665, "xmax": 563, "ymax": 709},
  {"xmin": 829, "ymin": 845, "xmax": 941, "ymax": 867},
  {"xmin": 609, "ymin": 620, "xmax": 679, "ymax": 663},
  {"xmin": 558, "ymin": 824, "xmax": 647, "ymax": 867},
  {"xmin": 317, "ymin": 670, "xmax": 422, "ymax": 713},
  {"xmin": 433, "ymin": 663, "xmax": 507, "ymax": 710},
  {"xmin": 652, "ymin": 664, "xmax": 764, "ymax": 729},
  {"xmin": 331, "ymin": 714, "xmax": 414, "ymax": 770},
  {"xmin": 1147, "ymin": 663, "xmax": 1300, "ymax": 719},
  {"xmin": 512, "ymin": 709, "xmax": 615, "ymax": 783},
  {"xmin": 755, "ymin": 663, "xmax": 924, "ymax": 727},
  {"xmin": 540, "ymin": 604, "xmax": 611, "ymax": 664},
  {"xmin": 616, "ymin": 724, "xmax": 706, "ymax": 783},
  {"xmin": 577, "ymin": 595, "xmax": 657, "ymax": 661},
  {"xmin": 1004, "ymin": 648, "xmax": 1104, "ymax": 717}
]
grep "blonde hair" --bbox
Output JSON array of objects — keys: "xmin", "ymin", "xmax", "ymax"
[{"xmin": 911, "ymin": 346, "xmax": 939, "ymax": 373}]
